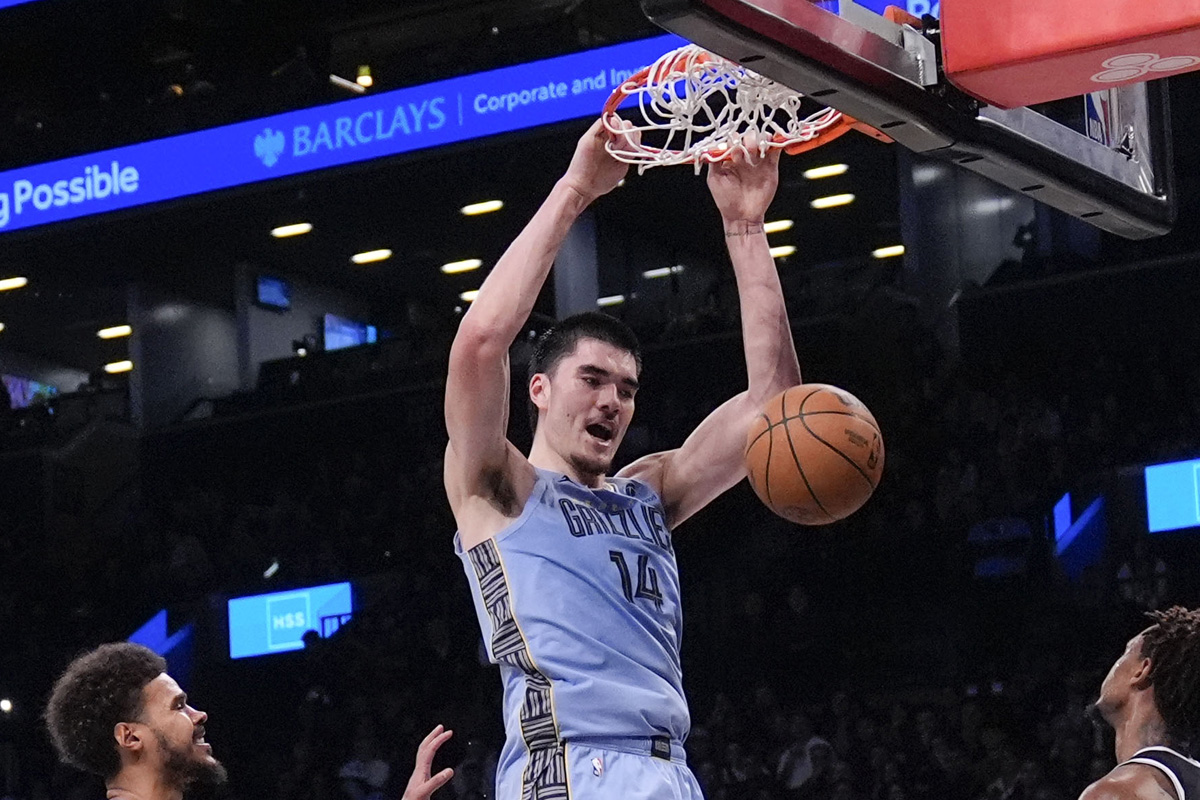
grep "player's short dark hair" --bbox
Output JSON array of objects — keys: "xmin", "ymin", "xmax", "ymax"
[
  {"xmin": 1141, "ymin": 606, "xmax": 1200, "ymax": 756},
  {"xmin": 45, "ymin": 643, "xmax": 166, "ymax": 778},
  {"xmin": 526, "ymin": 311, "xmax": 642, "ymax": 431}
]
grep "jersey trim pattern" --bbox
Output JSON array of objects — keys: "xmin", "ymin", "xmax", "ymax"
[{"xmin": 467, "ymin": 538, "xmax": 570, "ymax": 799}]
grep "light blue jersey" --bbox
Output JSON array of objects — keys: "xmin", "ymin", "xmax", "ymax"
[{"xmin": 455, "ymin": 467, "xmax": 692, "ymax": 799}]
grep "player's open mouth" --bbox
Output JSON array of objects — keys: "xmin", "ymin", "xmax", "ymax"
[{"xmin": 586, "ymin": 423, "xmax": 614, "ymax": 443}]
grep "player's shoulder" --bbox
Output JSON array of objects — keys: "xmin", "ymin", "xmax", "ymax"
[
  {"xmin": 1081, "ymin": 764, "xmax": 1178, "ymax": 800},
  {"xmin": 615, "ymin": 450, "xmax": 671, "ymax": 487}
]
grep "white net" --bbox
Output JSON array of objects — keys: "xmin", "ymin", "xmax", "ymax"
[{"xmin": 603, "ymin": 44, "xmax": 845, "ymax": 174}]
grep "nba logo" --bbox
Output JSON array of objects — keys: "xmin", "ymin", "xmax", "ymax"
[{"xmin": 591, "ymin": 757, "xmax": 604, "ymax": 778}]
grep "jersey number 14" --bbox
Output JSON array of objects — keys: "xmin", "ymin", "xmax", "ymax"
[{"xmin": 609, "ymin": 550, "xmax": 664, "ymax": 610}]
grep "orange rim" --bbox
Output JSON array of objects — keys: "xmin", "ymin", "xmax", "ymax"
[{"xmin": 603, "ymin": 55, "xmax": 894, "ymax": 158}]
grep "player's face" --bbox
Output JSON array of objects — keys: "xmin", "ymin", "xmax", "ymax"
[
  {"xmin": 535, "ymin": 338, "xmax": 639, "ymax": 477},
  {"xmin": 1094, "ymin": 630, "xmax": 1150, "ymax": 724},
  {"xmin": 138, "ymin": 673, "xmax": 226, "ymax": 789}
]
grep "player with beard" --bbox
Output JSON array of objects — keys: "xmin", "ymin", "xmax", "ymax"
[
  {"xmin": 446, "ymin": 118, "xmax": 801, "ymax": 799},
  {"xmin": 1084, "ymin": 606, "xmax": 1200, "ymax": 800},
  {"xmin": 45, "ymin": 642, "xmax": 454, "ymax": 800}
]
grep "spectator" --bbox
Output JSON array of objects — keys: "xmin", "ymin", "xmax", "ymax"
[
  {"xmin": 338, "ymin": 735, "xmax": 390, "ymax": 800},
  {"xmin": 777, "ymin": 713, "xmax": 832, "ymax": 799}
]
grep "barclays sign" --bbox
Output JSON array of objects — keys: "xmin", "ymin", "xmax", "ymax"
[{"xmin": 0, "ymin": 34, "xmax": 685, "ymax": 236}]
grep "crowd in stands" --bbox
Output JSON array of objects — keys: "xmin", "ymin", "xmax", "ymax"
[{"xmin": 1, "ymin": 278, "xmax": 1198, "ymax": 800}]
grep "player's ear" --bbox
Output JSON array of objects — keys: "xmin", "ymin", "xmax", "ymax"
[
  {"xmin": 529, "ymin": 373, "xmax": 551, "ymax": 412},
  {"xmin": 114, "ymin": 721, "xmax": 144, "ymax": 754},
  {"xmin": 1131, "ymin": 656, "xmax": 1154, "ymax": 690}
]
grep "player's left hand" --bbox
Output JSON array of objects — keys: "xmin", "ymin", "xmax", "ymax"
[
  {"xmin": 401, "ymin": 725, "xmax": 454, "ymax": 800},
  {"xmin": 706, "ymin": 133, "xmax": 781, "ymax": 225}
]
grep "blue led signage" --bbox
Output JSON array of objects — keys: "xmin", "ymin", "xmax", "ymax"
[
  {"xmin": 1145, "ymin": 457, "xmax": 1200, "ymax": 533},
  {"xmin": 228, "ymin": 581, "xmax": 353, "ymax": 659},
  {"xmin": 0, "ymin": 34, "xmax": 685, "ymax": 236},
  {"xmin": 820, "ymin": 0, "xmax": 937, "ymax": 19}
]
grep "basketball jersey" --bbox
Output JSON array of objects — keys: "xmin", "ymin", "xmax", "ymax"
[
  {"xmin": 455, "ymin": 467, "xmax": 689, "ymax": 790},
  {"xmin": 1120, "ymin": 746, "xmax": 1200, "ymax": 800}
]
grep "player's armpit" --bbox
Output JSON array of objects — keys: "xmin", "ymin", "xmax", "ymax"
[
  {"xmin": 443, "ymin": 325, "xmax": 541, "ymax": 539},
  {"xmin": 618, "ymin": 393, "xmax": 757, "ymax": 530}
]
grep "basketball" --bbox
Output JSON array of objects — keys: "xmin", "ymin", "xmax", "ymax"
[{"xmin": 745, "ymin": 384, "xmax": 884, "ymax": 525}]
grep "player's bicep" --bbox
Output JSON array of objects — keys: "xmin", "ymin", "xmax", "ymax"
[
  {"xmin": 624, "ymin": 394, "xmax": 756, "ymax": 529},
  {"xmin": 444, "ymin": 329, "xmax": 512, "ymax": 484}
]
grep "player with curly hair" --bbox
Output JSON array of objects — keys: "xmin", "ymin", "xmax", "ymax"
[
  {"xmin": 46, "ymin": 642, "xmax": 455, "ymax": 800},
  {"xmin": 1085, "ymin": 606, "xmax": 1200, "ymax": 800}
]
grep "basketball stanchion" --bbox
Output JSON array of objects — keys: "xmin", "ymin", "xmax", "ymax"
[{"xmin": 637, "ymin": 0, "xmax": 1176, "ymax": 238}]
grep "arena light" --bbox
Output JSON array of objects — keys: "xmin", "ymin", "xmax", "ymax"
[
  {"xmin": 263, "ymin": 559, "xmax": 280, "ymax": 579},
  {"xmin": 810, "ymin": 193, "xmax": 855, "ymax": 209},
  {"xmin": 769, "ymin": 245, "xmax": 797, "ymax": 259},
  {"xmin": 0, "ymin": 276, "xmax": 28, "ymax": 292},
  {"xmin": 642, "ymin": 265, "xmax": 684, "ymax": 279},
  {"xmin": 270, "ymin": 223, "xmax": 312, "ymax": 238},
  {"xmin": 597, "ymin": 294, "xmax": 625, "ymax": 307},
  {"xmin": 97, "ymin": 324, "xmax": 132, "ymax": 339},
  {"xmin": 460, "ymin": 200, "xmax": 504, "ymax": 216},
  {"xmin": 803, "ymin": 163, "xmax": 849, "ymax": 180},
  {"xmin": 459, "ymin": 289, "xmax": 480, "ymax": 302},
  {"xmin": 356, "ymin": 65, "xmax": 373, "ymax": 88},
  {"xmin": 0, "ymin": 699, "xmax": 11, "ymax": 714},
  {"xmin": 104, "ymin": 360, "xmax": 134, "ymax": 374},
  {"xmin": 872, "ymin": 245, "xmax": 906, "ymax": 258},
  {"xmin": 441, "ymin": 258, "xmax": 483, "ymax": 274},
  {"xmin": 763, "ymin": 219, "xmax": 794, "ymax": 234},
  {"xmin": 0, "ymin": 322, "xmax": 5, "ymax": 333},
  {"xmin": 351, "ymin": 249, "xmax": 392, "ymax": 264}
]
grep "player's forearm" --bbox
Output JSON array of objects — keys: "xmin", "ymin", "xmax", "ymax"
[
  {"xmin": 724, "ymin": 221, "xmax": 802, "ymax": 400},
  {"xmin": 456, "ymin": 180, "xmax": 593, "ymax": 347}
]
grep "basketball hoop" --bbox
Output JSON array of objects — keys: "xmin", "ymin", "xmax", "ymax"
[{"xmin": 602, "ymin": 44, "xmax": 890, "ymax": 173}]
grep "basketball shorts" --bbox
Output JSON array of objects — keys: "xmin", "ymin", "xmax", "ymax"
[{"xmin": 495, "ymin": 736, "xmax": 705, "ymax": 800}]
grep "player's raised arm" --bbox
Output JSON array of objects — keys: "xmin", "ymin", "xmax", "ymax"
[
  {"xmin": 620, "ymin": 140, "xmax": 801, "ymax": 528},
  {"xmin": 713, "ymin": 144, "xmax": 802, "ymax": 402},
  {"xmin": 444, "ymin": 118, "xmax": 634, "ymax": 510}
]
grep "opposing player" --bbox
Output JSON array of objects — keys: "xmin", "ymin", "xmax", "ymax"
[
  {"xmin": 1083, "ymin": 607, "xmax": 1200, "ymax": 800},
  {"xmin": 445, "ymin": 117, "xmax": 801, "ymax": 799},
  {"xmin": 45, "ymin": 642, "xmax": 454, "ymax": 800}
]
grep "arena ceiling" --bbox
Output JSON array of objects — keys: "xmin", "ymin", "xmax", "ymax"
[{"xmin": 0, "ymin": 0, "xmax": 1193, "ymax": 373}]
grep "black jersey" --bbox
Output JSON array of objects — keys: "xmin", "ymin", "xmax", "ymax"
[{"xmin": 1121, "ymin": 746, "xmax": 1200, "ymax": 800}]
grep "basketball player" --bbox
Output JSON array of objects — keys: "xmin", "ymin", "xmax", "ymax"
[
  {"xmin": 1083, "ymin": 606, "xmax": 1200, "ymax": 800},
  {"xmin": 445, "ymin": 117, "xmax": 801, "ymax": 799},
  {"xmin": 45, "ymin": 642, "xmax": 454, "ymax": 800}
]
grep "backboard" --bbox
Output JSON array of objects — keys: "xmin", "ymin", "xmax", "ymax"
[{"xmin": 640, "ymin": 0, "xmax": 1175, "ymax": 239}]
